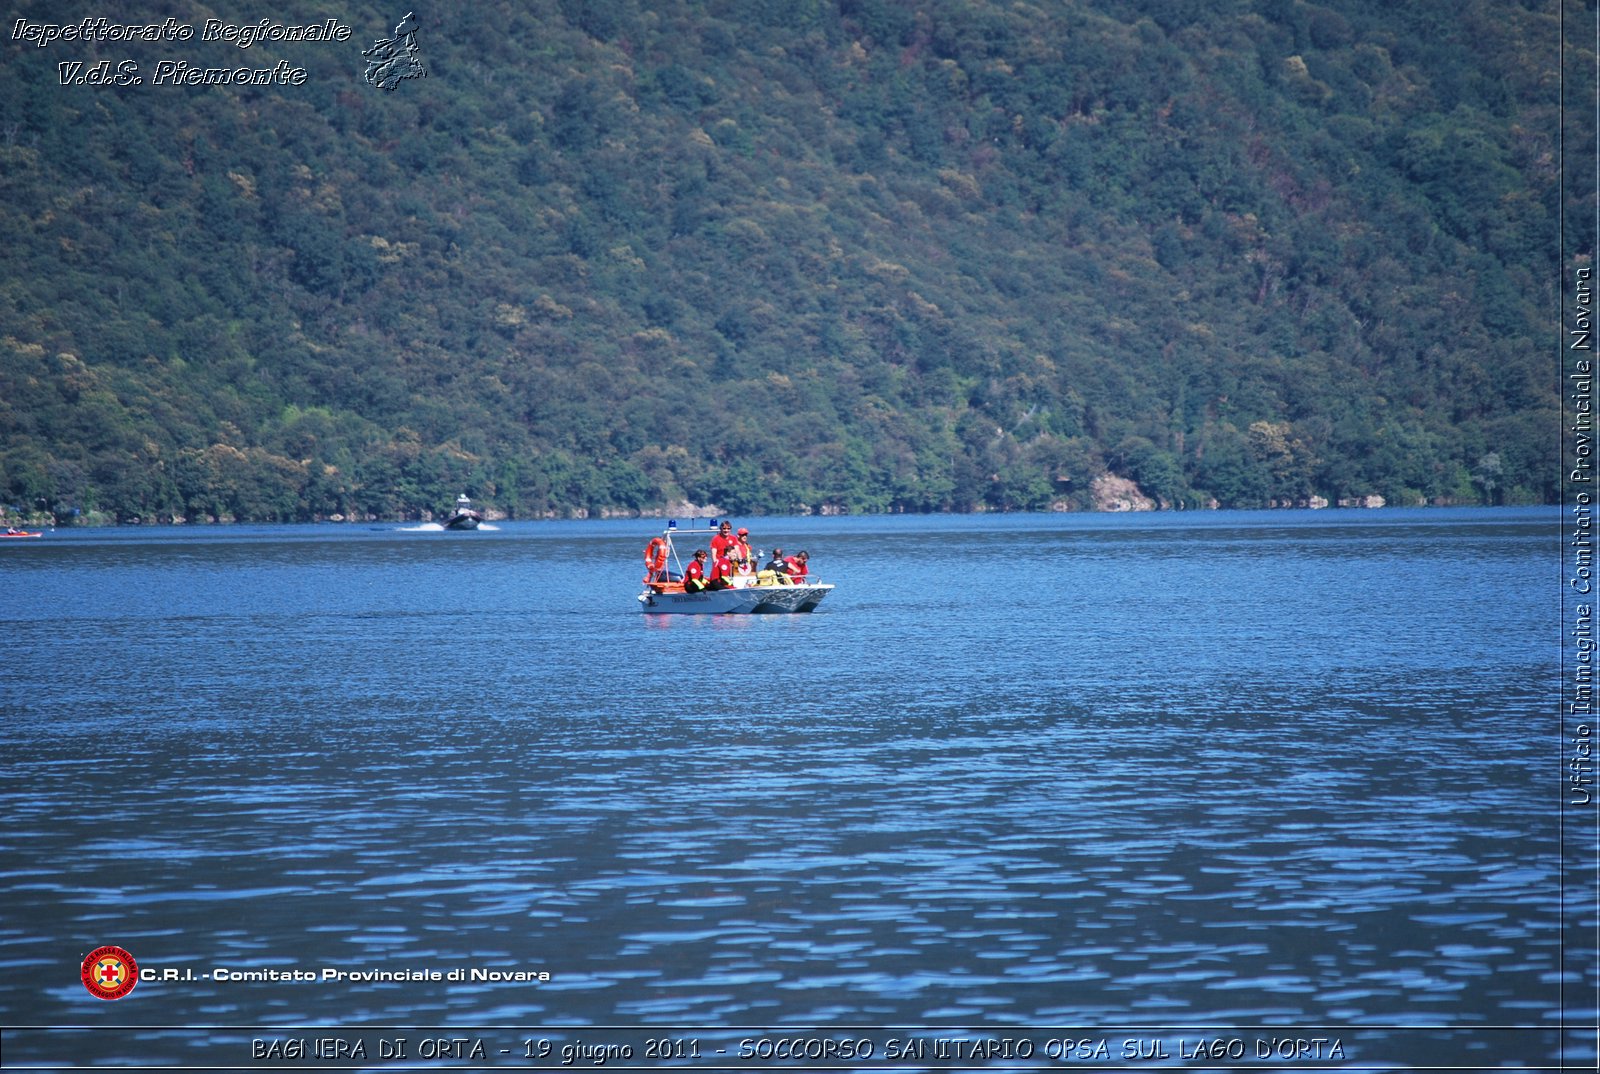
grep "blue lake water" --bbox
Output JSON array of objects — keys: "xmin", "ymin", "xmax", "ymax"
[{"xmin": 0, "ymin": 507, "xmax": 1581, "ymax": 1070}]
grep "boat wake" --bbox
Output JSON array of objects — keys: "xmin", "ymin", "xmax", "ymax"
[{"xmin": 398, "ymin": 522, "xmax": 499, "ymax": 532}]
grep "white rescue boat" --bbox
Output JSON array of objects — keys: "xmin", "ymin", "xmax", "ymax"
[{"xmin": 637, "ymin": 521, "xmax": 833, "ymax": 615}]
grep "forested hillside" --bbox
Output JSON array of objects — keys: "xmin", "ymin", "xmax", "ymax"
[{"xmin": 0, "ymin": 0, "xmax": 1576, "ymax": 523}]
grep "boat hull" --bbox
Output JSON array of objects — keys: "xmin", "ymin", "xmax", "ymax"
[
  {"xmin": 443, "ymin": 515, "xmax": 481, "ymax": 530},
  {"xmin": 638, "ymin": 582, "xmax": 833, "ymax": 614}
]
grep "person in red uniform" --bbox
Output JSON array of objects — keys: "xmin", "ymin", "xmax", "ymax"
[
  {"xmin": 708, "ymin": 547, "xmax": 737, "ymax": 590},
  {"xmin": 682, "ymin": 549, "xmax": 709, "ymax": 592},
  {"xmin": 783, "ymin": 550, "xmax": 809, "ymax": 581},
  {"xmin": 733, "ymin": 527, "xmax": 754, "ymax": 573},
  {"xmin": 709, "ymin": 521, "xmax": 737, "ymax": 564}
]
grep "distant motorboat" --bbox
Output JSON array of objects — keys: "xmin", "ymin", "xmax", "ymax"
[{"xmin": 441, "ymin": 494, "xmax": 484, "ymax": 530}]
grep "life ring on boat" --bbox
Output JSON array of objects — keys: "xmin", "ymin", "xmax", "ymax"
[{"xmin": 643, "ymin": 537, "xmax": 669, "ymax": 575}]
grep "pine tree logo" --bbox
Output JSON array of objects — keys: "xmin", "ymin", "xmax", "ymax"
[{"xmin": 363, "ymin": 12, "xmax": 427, "ymax": 91}]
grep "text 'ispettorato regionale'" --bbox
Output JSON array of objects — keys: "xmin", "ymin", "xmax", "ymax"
[{"xmin": 12, "ymin": 17, "xmax": 354, "ymax": 87}]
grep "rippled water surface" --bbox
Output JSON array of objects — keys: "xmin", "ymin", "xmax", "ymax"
[{"xmin": 0, "ymin": 509, "xmax": 1574, "ymax": 1068}]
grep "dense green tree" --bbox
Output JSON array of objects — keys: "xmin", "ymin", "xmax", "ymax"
[{"xmin": 0, "ymin": 0, "xmax": 1564, "ymax": 525}]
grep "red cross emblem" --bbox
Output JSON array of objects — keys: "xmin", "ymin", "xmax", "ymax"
[{"xmin": 81, "ymin": 946, "xmax": 138, "ymax": 1000}]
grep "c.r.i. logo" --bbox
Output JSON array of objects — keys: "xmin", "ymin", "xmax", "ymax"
[{"xmin": 81, "ymin": 946, "xmax": 138, "ymax": 1000}]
